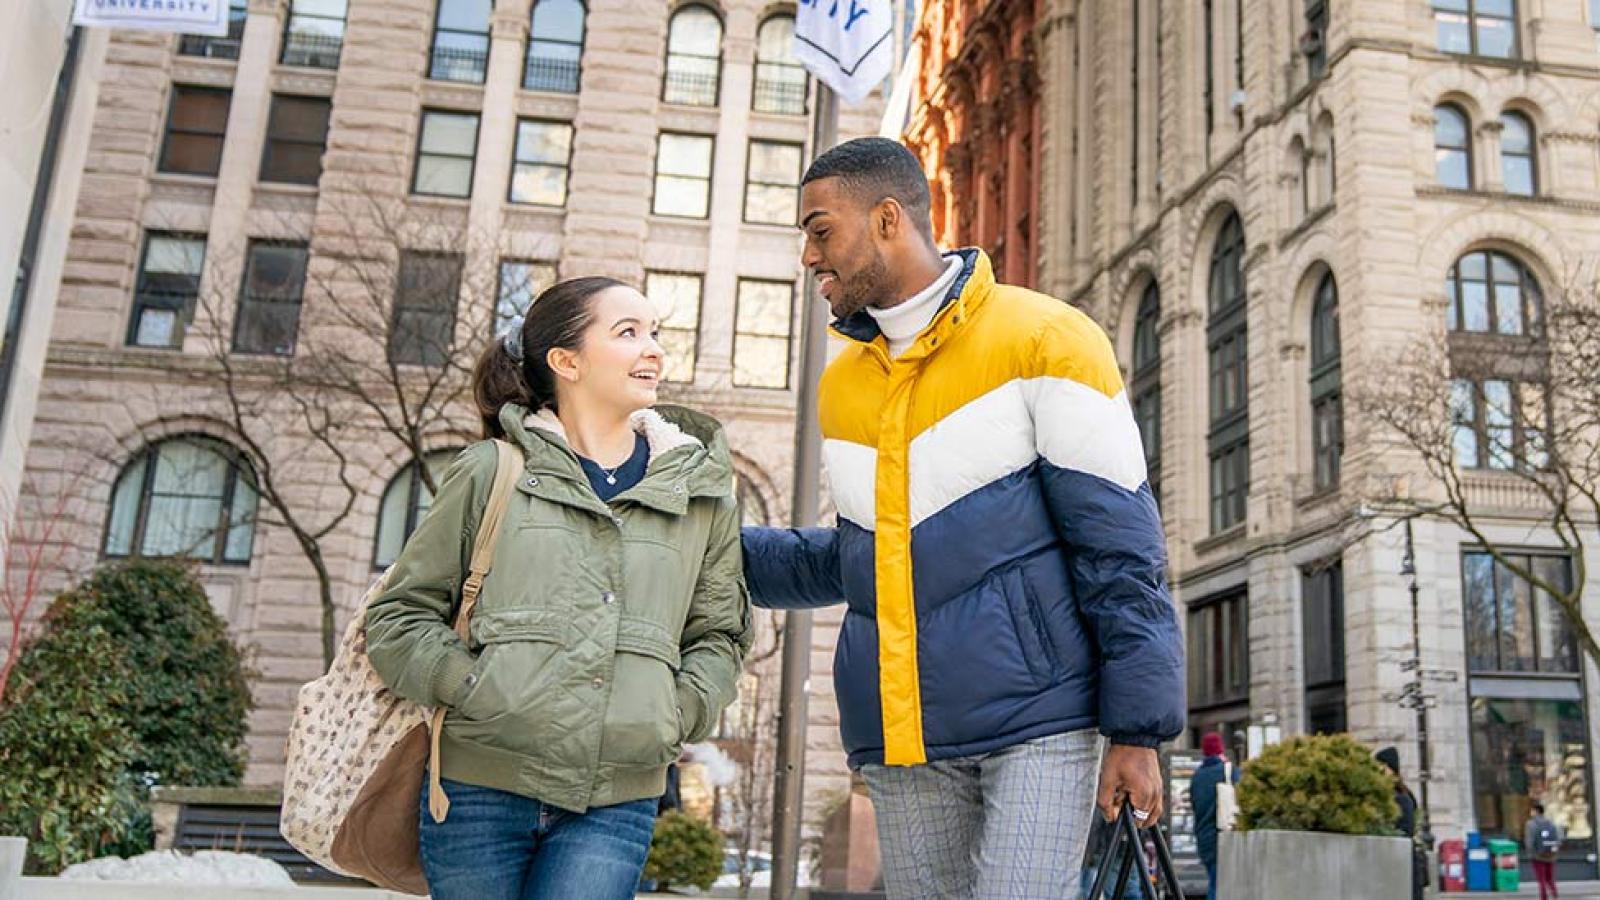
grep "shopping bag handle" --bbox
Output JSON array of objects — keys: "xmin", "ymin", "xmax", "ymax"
[{"xmin": 1086, "ymin": 798, "xmax": 1185, "ymax": 899}]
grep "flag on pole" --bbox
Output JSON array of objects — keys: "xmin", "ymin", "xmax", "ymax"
[
  {"xmin": 793, "ymin": 0, "xmax": 895, "ymax": 106},
  {"xmin": 73, "ymin": 0, "xmax": 229, "ymax": 35}
]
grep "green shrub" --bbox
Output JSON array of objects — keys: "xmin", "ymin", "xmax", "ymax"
[
  {"xmin": 0, "ymin": 625, "xmax": 143, "ymax": 874},
  {"xmin": 644, "ymin": 810, "xmax": 723, "ymax": 892},
  {"xmin": 0, "ymin": 560, "xmax": 254, "ymax": 873},
  {"xmin": 1235, "ymin": 733, "xmax": 1400, "ymax": 836},
  {"xmin": 43, "ymin": 560, "xmax": 253, "ymax": 786}
]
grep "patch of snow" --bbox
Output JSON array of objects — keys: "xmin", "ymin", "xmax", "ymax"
[
  {"xmin": 60, "ymin": 850, "xmax": 294, "ymax": 887},
  {"xmin": 685, "ymin": 741, "xmax": 737, "ymax": 787}
]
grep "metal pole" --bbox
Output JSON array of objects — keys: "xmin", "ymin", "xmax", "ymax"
[
  {"xmin": 769, "ymin": 81, "xmax": 838, "ymax": 900},
  {"xmin": 1403, "ymin": 517, "xmax": 1435, "ymax": 851}
]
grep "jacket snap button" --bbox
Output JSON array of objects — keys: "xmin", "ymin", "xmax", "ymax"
[
  {"xmin": 602, "ymin": 591, "xmax": 615, "ymax": 604},
  {"xmin": 673, "ymin": 485, "xmax": 684, "ymax": 495},
  {"xmin": 591, "ymin": 676, "xmax": 604, "ymax": 689},
  {"xmin": 611, "ymin": 515, "xmax": 623, "ymax": 527},
  {"xmin": 527, "ymin": 477, "xmax": 538, "ymax": 488}
]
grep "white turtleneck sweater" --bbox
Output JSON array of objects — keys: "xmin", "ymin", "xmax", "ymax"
[{"xmin": 866, "ymin": 254, "xmax": 963, "ymax": 358}]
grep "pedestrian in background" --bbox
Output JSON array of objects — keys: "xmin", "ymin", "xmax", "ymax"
[
  {"xmin": 1376, "ymin": 747, "xmax": 1425, "ymax": 900},
  {"xmin": 1526, "ymin": 801, "xmax": 1561, "ymax": 900},
  {"xmin": 1189, "ymin": 733, "xmax": 1236, "ymax": 900}
]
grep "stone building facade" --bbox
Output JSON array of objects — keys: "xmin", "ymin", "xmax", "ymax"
[
  {"xmin": 908, "ymin": 0, "xmax": 1600, "ymax": 880},
  {"xmin": 11, "ymin": 0, "xmax": 884, "ymax": 846}
]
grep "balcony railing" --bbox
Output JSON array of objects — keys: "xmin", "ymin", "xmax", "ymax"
[
  {"xmin": 281, "ymin": 31, "xmax": 343, "ymax": 69},
  {"xmin": 178, "ymin": 34, "xmax": 242, "ymax": 60},
  {"xmin": 430, "ymin": 44, "xmax": 489, "ymax": 84},
  {"xmin": 663, "ymin": 68, "xmax": 718, "ymax": 106},
  {"xmin": 753, "ymin": 63, "xmax": 807, "ymax": 115},
  {"xmin": 523, "ymin": 55, "xmax": 580, "ymax": 93}
]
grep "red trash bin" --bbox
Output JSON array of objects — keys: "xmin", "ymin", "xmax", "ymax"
[{"xmin": 1438, "ymin": 839, "xmax": 1467, "ymax": 892}]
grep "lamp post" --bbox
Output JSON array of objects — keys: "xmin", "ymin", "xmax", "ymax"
[{"xmin": 1399, "ymin": 516, "xmax": 1436, "ymax": 852}]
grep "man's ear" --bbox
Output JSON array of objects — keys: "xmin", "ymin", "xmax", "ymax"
[{"xmin": 876, "ymin": 198, "xmax": 902, "ymax": 239}]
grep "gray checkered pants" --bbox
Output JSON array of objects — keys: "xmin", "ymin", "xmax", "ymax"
[{"xmin": 860, "ymin": 729, "xmax": 1105, "ymax": 900}]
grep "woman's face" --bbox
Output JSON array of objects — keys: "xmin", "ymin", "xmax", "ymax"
[{"xmin": 556, "ymin": 285, "xmax": 665, "ymax": 416}]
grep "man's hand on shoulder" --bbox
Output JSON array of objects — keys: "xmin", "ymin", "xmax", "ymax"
[{"xmin": 1097, "ymin": 743, "xmax": 1164, "ymax": 828}]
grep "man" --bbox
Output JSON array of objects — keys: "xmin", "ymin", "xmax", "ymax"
[
  {"xmin": 1189, "ymin": 733, "xmax": 1236, "ymax": 900},
  {"xmin": 1525, "ymin": 801, "xmax": 1561, "ymax": 900},
  {"xmin": 1376, "ymin": 746, "xmax": 1424, "ymax": 900},
  {"xmin": 742, "ymin": 137, "xmax": 1185, "ymax": 898}
]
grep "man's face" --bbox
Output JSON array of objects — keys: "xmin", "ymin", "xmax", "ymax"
[{"xmin": 799, "ymin": 177, "xmax": 893, "ymax": 321}]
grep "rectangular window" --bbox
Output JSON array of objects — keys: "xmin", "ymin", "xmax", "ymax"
[
  {"xmin": 388, "ymin": 251, "xmax": 463, "ymax": 365},
  {"xmin": 1302, "ymin": 561, "xmax": 1346, "ymax": 735},
  {"xmin": 1203, "ymin": 0, "xmax": 1215, "ymax": 140},
  {"xmin": 1305, "ymin": 0, "xmax": 1329, "ymax": 79},
  {"xmin": 1187, "ymin": 590, "xmax": 1250, "ymax": 710},
  {"xmin": 744, "ymin": 140, "xmax": 802, "ymax": 225},
  {"xmin": 160, "ymin": 86, "xmax": 231, "ymax": 177},
  {"xmin": 281, "ymin": 0, "xmax": 346, "ymax": 67},
  {"xmin": 179, "ymin": 0, "xmax": 247, "ymax": 59},
  {"xmin": 1451, "ymin": 378, "xmax": 1549, "ymax": 471},
  {"xmin": 1463, "ymin": 551, "xmax": 1575, "ymax": 674},
  {"xmin": 733, "ymin": 279, "xmax": 794, "ymax": 389},
  {"xmin": 1433, "ymin": 0, "xmax": 1518, "ymax": 59},
  {"xmin": 1470, "ymin": 697, "xmax": 1594, "ymax": 862},
  {"xmin": 509, "ymin": 120, "xmax": 573, "ymax": 206},
  {"xmin": 644, "ymin": 272, "xmax": 702, "ymax": 383},
  {"xmin": 128, "ymin": 234, "xmax": 207, "ymax": 348},
  {"xmin": 260, "ymin": 95, "xmax": 331, "ymax": 185},
  {"xmin": 430, "ymin": 0, "xmax": 492, "ymax": 83},
  {"xmin": 496, "ymin": 260, "xmax": 557, "ymax": 332},
  {"xmin": 413, "ymin": 110, "xmax": 479, "ymax": 198},
  {"xmin": 653, "ymin": 133, "xmax": 713, "ymax": 218},
  {"xmin": 233, "ymin": 242, "xmax": 308, "ymax": 356}
]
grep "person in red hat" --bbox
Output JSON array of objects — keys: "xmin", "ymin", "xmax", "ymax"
[{"xmin": 1188, "ymin": 733, "xmax": 1237, "ymax": 900}]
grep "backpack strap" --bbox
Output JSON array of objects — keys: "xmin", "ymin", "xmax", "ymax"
[{"xmin": 428, "ymin": 439, "xmax": 523, "ymax": 823}]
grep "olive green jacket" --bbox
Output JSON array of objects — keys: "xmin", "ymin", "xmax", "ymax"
[{"xmin": 365, "ymin": 403, "xmax": 753, "ymax": 812}]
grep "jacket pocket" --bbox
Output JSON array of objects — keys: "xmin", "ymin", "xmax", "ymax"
[
  {"xmin": 1004, "ymin": 566, "xmax": 1061, "ymax": 688},
  {"xmin": 600, "ymin": 617, "xmax": 684, "ymax": 767},
  {"xmin": 449, "ymin": 610, "xmax": 569, "ymax": 727}
]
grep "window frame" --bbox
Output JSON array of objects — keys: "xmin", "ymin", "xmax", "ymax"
[
  {"xmin": 508, "ymin": 118, "xmax": 574, "ymax": 207},
  {"xmin": 101, "ymin": 436, "xmax": 258, "ymax": 567},
  {"xmin": 1461, "ymin": 550, "xmax": 1577, "ymax": 675},
  {"xmin": 1432, "ymin": 0, "xmax": 1520, "ymax": 60},
  {"xmin": 662, "ymin": 4, "xmax": 724, "ymax": 108},
  {"xmin": 280, "ymin": 0, "xmax": 347, "ymax": 68},
  {"xmin": 1451, "ymin": 377, "xmax": 1550, "ymax": 472},
  {"xmin": 643, "ymin": 270, "xmax": 704, "ymax": 384},
  {"xmin": 1301, "ymin": 559, "xmax": 1347, "ymax": 735},
  {"xmin": 495, "ymin": 258, "xmax": 558, "ymax": 333},
  {"xmin": 1446, "ymin": 250, "xmax": 1541, "ymax": 337},
  {"xmin": 752, "ymin": 14, "xmax": 807, "ymax": 116},
  {"xmin": 652, "ymin": 131, "xmax": 715, "ymax": 219},
  {"xmin": 259, "ymin": 93, "xmax": 331, "ymax": 185},
  {"xmin": 743, "ymin": 138, "xmax": 803, "ymax": 226},
  {"xmin": 523, "ymin": 0, "xmax": 586, "ymax": 93},
  {"xmin": 388, "ymin": 250, "xmax": 464, "ymax": 366},
  {"xmin": 1207, "ymin": 211, "xmax": 1249, "ymax": 533},
  {"xmin": 127, "ymin": 232, "xmax": 208, "ymax": 349},
  {"xmin": 372, "ymin": 450, "xmax": 461, "ymax": 570},
  {"xmin": 1499, "ymin": 111, "xmax": 1537, "ymax": 197},
  {"xmin": 159, "ymin": 85, "xmax": 232, "ymax": 178},
  {"xmin": 732, "ymin": 278, "xmax": 796, "ymax": 390},
  {"xmin": 1434, "ymin": 104, "xmax": 1474, "ymax": 190},
  {"xmin": 1130, "ymin": 280, "xmax": 1162, "ymax": 505},
  {"xmin": 1187, "ymin": 589, "xmax": 1251, "ymax": 713},
  {"xmin": 412, "ymin": 109, "xmax": 481, "ymax": 199},
  {"xmin": 179, "ymin": 0, "xmax": 247, "ymax": 59},
  {"xmin": 232, "ymin": 240, "xmax": 309, "ymax": 357},
  {"xmin": 1309, "ymin": 273, "xmax": 1342, "ymax": 492},
  {"xmin": 428, "ymin": 0, "xmax": 492, "ymax": 84}
]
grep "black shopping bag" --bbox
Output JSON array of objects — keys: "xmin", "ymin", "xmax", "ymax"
[{"xmin": 1086, "ymin": 800, "xmax": 1185, "ymax": 900}]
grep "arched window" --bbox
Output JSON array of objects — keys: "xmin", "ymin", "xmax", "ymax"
[
  {"xmin": 104, "ymin": 436, "xmax": 258, "ymax": 565},
  {"xmin": 1499, "ymin": 111, "xmax": 1536, "ymax": 196},
  {"xmin": 525, "ymin": 0, "xmax": 585, "ymax": 93},
  {"xmin": 374, "ymin": 450, "xmax": 459, "ymax": 568},
  {"xmin": 1314, "ymin": 113, "xmax": 1336, "ymax": 203},
  {"xmin": 663, "ymin": 5, "xmax": 722, "ymax": 107},
  {"xmin": 1447, "ymin": 249, "xmax": 1541, "ymax": 336},
  {"xmin": 1309, "ymin": 273, "xmax": 1342, "ymax": 492},
  {"xmin": 753, "ymin": 15, "xmax": 806, "ymax": 115},
  {"xmin": 736, "ymin": 473, "xmax": 771, "ymax": 526},
  {"xmin": 1207, "ymin": 211, "xmax": 1249, "ymax": 533},
  {"xmin": 1435, "ymin": 104, "xmax": 1472, "ymax": 190},
  {"xmin": 1131, "ymin": 280, "xmax": 1163, "ymax": 505}
]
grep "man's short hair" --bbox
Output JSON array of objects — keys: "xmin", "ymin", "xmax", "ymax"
[
  {"xmin": 802, "ymin": 137, "xmax": 932, "ymax": 230},
  {"xmin": 1533, "ymin": 802, "xmax": 1545, "ymax": 814}
]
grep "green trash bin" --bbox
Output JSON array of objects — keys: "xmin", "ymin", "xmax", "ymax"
[{"xmin": 1487, "ymin": 839, "xmax": 1521, "ymax": 892}]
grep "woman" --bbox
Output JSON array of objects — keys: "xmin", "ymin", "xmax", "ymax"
[{"xmin": 365, "ymin": 277, "xmax": 753, "ymax": 900}]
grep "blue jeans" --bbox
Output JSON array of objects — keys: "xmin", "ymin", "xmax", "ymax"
[
  {"xmin": 418, "ymin": 777, "xmax": 658, "ymax": 900},
  {"xmin": 1203, "ymin": 858, "xmax": 1217, "ymax": 900}
]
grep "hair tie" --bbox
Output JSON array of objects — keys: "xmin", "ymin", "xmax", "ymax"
[{"xmin": 499, "ymin": 315, "xmax": 525, "ymax": 362}]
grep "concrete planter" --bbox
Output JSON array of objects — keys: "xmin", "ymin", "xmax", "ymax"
[
  {"xmin": 1217, "ymin": 829, "xmax": 1411, "ymax": 900},
  {"xmin": 2, "ymin": 837, "xmax": 26, "ymax": 900}
]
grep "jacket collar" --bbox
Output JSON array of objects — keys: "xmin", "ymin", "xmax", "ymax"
[
  {"xmin": 831, "ymin": 247, "xmax": 991, "ymax": 347},
  {"xmin": 496, "ymin": 403, "xmax": 734, "ymax": 515}
]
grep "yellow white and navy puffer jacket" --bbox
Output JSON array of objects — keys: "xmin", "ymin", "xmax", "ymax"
[{"xmin": 742, "ymin": 249, "xmax": 1185, "ymax": 767}]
